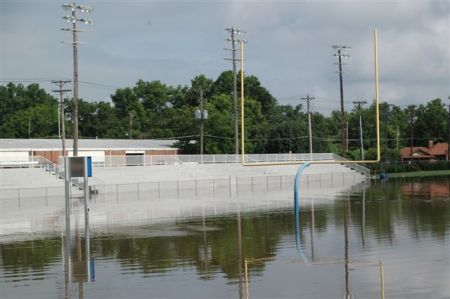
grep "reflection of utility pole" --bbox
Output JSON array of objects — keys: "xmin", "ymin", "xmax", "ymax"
[
  {"xmin": 61, "ymin": 3, "xmax": 93, "ymax": 156},
  {"xmin": 225, "ymin": 27, "xmax": 245, "ymax": 155},
  {"xmin": 52, "ymin": 80, "xmax": 71, "ymax": 157},
  {"xmin": 310, "ymin": 198, "xmax": 315, "ymax": 260},
  {"xmin": 361, "ymin": 188, "xmax": 366, "ymax": 248},
  {"xmin": 301, "ymin": 95, "xmax": 315, "ymax": 155},
  {"xmin": 344, "ymin": 195, "xmax": 350, "ymax": 298},
  {"xmin": 353, "ymin": 101, "xmax": 367, "ymax": 160},
  {"xmin": 236, "ymin": 205, "xmax": 243, "ymax": 299},
  {"xmin": 332, "ymin": 45, "xmax": 351, "ymax": 158}
]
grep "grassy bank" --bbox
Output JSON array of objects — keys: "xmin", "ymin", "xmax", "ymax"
[{"xmin": 386, "ymin": 169, "xmax": 450, "ymax": 179}]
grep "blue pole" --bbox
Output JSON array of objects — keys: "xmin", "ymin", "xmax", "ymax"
[{"xmin": 294, "ymin": 162, "xmax": 311, "ymax": 263}]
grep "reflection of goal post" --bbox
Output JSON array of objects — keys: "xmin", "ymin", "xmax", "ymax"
[
  {"xmin": 240, "ymin": 30, "xmax": 381, "ymax": 166},
  {"xmin": 243, "ymin": 257, "xmax": 385, "ymax": 299}
]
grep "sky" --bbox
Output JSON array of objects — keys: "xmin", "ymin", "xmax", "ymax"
[{"xmin": 0, "ymin": 0, "xmax": 449, "ymax": 114}]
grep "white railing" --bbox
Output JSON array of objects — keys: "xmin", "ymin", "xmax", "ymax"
[
  {"xmin": 0, "ymin": 171, "xmax": 366, "ymax": 206},
  {"xmin": 101, "ymin": 153, "xmax": 336, "ymax": 167}
]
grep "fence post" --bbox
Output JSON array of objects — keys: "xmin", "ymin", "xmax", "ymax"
[
  {"xmin": 116, "ymin": 184, "xmax": 119, "ymax": 202},
  {"xmin": 229, "ymin": 176, "xmax": 232, "ymax": 197},
  {"xmin": 236, "ymin": 176, "xmax": 239, "ymax": 197},
  {"xmin": 195, "ymin": 179, "xmax": 198, "ymax": 198},
  {"xmin": 280, "ymin": 176, "xmax": 282, "ymax": 191},
  {"xmin": 342, "ymin": 173, "xmax": 345, "ymax": 185},
  {"xmin": 212, "ymin": 179, "xmax": 215, "ymax": 197},
  {"xmin": 266, "ymin": 176, "xmax": 269, "ymax": 192},
  {"xmin": 251, "ymin": 177, "xmax": 254, "ymax": 193},
  {"xmin": 177, "ymin": 181, "xmax": 180, "ymax": 199},
  {"xmin": 137, "ymin": 183, "xmax": 140, "ymax": 200},
  {"xmin": 45, "ymin": 187, "xmax": 48, "ymax": 206},
  {"xmin": 158, "ymin": 182, "xmax": 161, "ymax": 199}
]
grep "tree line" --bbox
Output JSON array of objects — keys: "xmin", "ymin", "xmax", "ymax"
[{"xmin": 0, "ymin": 71, "xmax": 448, "ymax": 159}]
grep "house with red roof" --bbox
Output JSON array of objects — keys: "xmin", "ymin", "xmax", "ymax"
[{"xmin": 400, "ymin": 141, "xmax": 449, "ymax": 161}]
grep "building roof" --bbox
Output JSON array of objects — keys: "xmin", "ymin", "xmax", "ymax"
[
  {"xmin": 429, "ymin": 142, "xmax": 448, "ymax": 156},
  {"xmin": 0, "ymin": 139, "xmax": 177, "ymax": 151},
  {"xmin": 400, "ymin": 142, "xmax": 449, "ymax": 159}
]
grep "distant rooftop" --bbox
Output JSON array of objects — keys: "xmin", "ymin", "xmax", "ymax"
[{"xmin": 0, "ymin": 139, "xmax": 177, "ymax": 150}]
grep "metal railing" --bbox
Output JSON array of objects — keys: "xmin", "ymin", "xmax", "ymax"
[
  {"xmin": 332, "ymin": 154, "xmax": 371, "ymax": 176},
  {"xmin": 0, "ymin": 171, "xmax": 367, "ymax": 208},
  {"xmin": 102, "ymin": 153, "xmax": 335, "ymax": 166}
]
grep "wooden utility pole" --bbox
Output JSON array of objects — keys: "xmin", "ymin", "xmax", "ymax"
[
  {"xmin": 301, "ymin": 95, "xmax": 315, "ymax": 155},
  {"xmin": 447, "ymin": 96, "xmax": 450, "ymax": 161},
  {"xmin": 200, "ymin": 89, "xmax": 204, "ymax": 156},
  {"xmin": 353, "ymin": 101, "xmax": 367, "ymax": 160},
  {"xmin": 332, "ymin": 45, "xmax": 351, "ymax": 158},
  {"xmin": 225, "ymin": 27, "xmax": 245, "ymax": 155},
  {"xmin": 52, "ymin": 80, "xmax": 71, "ymax": 157}
]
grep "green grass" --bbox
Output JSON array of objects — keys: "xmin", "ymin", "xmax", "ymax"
[{"xmin": 386, "ymin": 169, "xmax": 450, "ymax": 178}]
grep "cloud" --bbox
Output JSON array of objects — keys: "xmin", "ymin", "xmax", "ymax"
[{"xmin": 0, "ymin": 0, "xmax": 448, "ymax": 114}]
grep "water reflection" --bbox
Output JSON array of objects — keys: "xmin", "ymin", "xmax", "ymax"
[{"xmin": 0, "ymin": 178, "xmax": 449, "ymax": 298}]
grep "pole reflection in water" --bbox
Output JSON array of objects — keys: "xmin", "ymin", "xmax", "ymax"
[
  {"xmin": 237, "ymin": 203, "xmax": 244, "ymax": 299},
  {"xmin": 344, "ymin": 194, "xmax": 350, "ymax": 298},
  {"xmin": 62, "ymin": 204, "xmax": 93, "ymax": 299},
  {"xmin": 361, "ymin": 188, "xmax": 366, "ymax": 248},
  {"xmin": 310, "ymin": 197, "xmax": 315, "ymax": 261}
]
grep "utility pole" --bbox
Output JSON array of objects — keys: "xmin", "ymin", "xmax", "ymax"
[
  {"xmin": 332, "ymin": 45, "xmax": 351, "ymax": 158},
  {"xmin": 61, "ymin": 3, "xmax": 93, "ymax": 156},
  {"xmin": 28, "ymin": 116, "xmax": 31, "ymax": 139},
  {"xmin": 199, "ymin": 89, "xmax": 204, "ymax": 156},
  {"xmin": 225, "ymin": 27, "xmax": 245, "ymax": 155},
  {"xmin": 447, "ymin": 96, "xmax": 450, "ymax": 161},
  {"xmin": 353, "ymin": 101, "xmax": 367, "ymax": 160},
  {"xmin": 128, "ymin": 111, "xmax": 135, "ymax": 140},
  {"xmin": 52, "ymin": 80, "xmax": 72, "ymax": 157},
  {"xmin": 409, "ymin": 106, "xmax": 417, "ymax": 163},
  {"xmin": 301, "ymin": 95, "xmax": 315, "ymax": 155}
]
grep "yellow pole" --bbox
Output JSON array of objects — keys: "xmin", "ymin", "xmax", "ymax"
[
  {"xmin": 240, "ymin": 40, "xmax": 246, "ymax": 165},
  {"xmin": 374, "ymin": 29, "xmax": 381, "ymax": 163},
  {"xmin": 379, "ymin": 261, "xmax": 385, "ymax": 299},
  {"xmin": 239, "ymin": 30, "xmax": 381, "ymax": 166},
  {"xmin": 244, "ymin": 259, "xmax": 250, "ymax": 299}
]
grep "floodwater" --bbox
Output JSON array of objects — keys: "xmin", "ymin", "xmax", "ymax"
[{"xmin": 0, "ymin": 177, "xmax": 449, "ymax": 299}]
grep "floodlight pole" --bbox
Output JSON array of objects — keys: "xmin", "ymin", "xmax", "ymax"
[{"xmin": 61, "ymin": 3, "xmax": 93, "ymax": 156}]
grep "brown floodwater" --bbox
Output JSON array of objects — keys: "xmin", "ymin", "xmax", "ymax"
[{"xmin": 0, "ymin": 177, "xmax": 449, "ymax": 299}]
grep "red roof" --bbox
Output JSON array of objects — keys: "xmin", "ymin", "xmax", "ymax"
[
  {"xmin": 400, "ymin": 142, "xmax": 449, "ymax": 159},
  {"xmin": 429, "ymin": 143, "xmax": 449, "ymax": 156}
]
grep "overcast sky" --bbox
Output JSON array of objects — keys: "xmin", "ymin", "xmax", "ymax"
[{"xmin": 0, "ymin": 0, "xmax": 449, "ymax": 114}]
